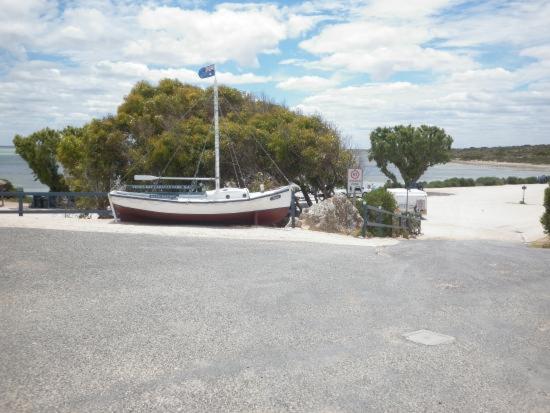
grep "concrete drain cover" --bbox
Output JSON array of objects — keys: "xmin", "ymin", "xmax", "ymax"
[{"xmin": 403, "ymin": 329, "xmax": 455, "ymax": 346}]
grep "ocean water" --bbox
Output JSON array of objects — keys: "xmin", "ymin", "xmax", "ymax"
[
  {"xmin": 354, "ymin": 149, "xmax": 550, "ymax": 184},
  {"xmin": 0, "ymin": 146, "xmax": 49, "ymax": 191},
  {"xmin": 1, "ymin": 147, "xmax": 548, "ymax": 191}
]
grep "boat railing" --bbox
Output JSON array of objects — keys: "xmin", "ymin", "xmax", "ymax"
[{"xmin": 124, "ymin": 184, "xmax": 204, "ymax": 193}]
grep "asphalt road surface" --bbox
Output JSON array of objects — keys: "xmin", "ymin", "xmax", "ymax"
[{"xmin": 1, "ymin": 228, "xmax": 550, "ymax": 412}]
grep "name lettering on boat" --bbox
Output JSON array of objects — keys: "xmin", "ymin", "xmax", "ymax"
[{"xmin": 270, "ymin": 194, "xmax": 281, "ymax": 201}]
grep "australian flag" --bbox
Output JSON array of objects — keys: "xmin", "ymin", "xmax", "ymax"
[{"xmin": 198, "ymin": 64, "xmax": 215, "ymax": 79}]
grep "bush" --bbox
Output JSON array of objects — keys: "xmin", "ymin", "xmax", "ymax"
[
  {"xmin": 541, "ymin": 184, "xmax": 550, "ymax": 234},
  {"xmin": 358, "ymin": 188, "xmax": 398, "ymax": 237},
  {"xmin": 424, "ymin": 177, "xmax": 475, "ymax": 188},
  {"xmin": 0, "ymin": 178, "xmax": 15, "ymax": 192},
  {"xmin": 419, "ymin": 176, "xmax": 543, "ymax": 188},
  {"xmin": 475, "ymin": 176, "xmax": 505, "ymax": 186}
]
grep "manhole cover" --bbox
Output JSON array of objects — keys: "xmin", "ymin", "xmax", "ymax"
[{"xmin": 403, "ymin": 329, "xmax": 455, "ymax": 346}]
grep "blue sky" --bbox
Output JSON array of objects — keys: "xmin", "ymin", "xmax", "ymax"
[{"xmin": 0, "ymin": 0, "xmax": 549, "ymax": 148}]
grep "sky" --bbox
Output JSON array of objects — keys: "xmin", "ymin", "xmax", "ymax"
[{"xmin": 0, "ymin": 0, "xmax": 549, "ymax": 148}]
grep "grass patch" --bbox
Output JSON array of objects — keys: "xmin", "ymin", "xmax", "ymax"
[{"xmin": 530, "ymin": 237, "xmax": 550, "ymax": 249}]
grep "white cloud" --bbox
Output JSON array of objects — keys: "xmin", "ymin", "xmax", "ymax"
[
  {"xmin": 0, "ymin": 0, "xmax": 549, "ymax": 149},
  {"xmin": 0, "ymin": 1, "xmax": 315, "ymax": 143},
  {"xmin": 127, "ymin": 4, "xmax": 318, "ymax": 67},
  {"xmin": 95, "ymin": 61, "xmax": 272, "ymax": 84},
  {"xmin": 277, "ymin": 75, "xmax": 339, "ymax": 92},
  {"xmin": 436, "ymin": 0, "xmax": 550, "ymax": 48},
  {"xmin": 299, "ymin": 9, "xmax": 477, "ymax": 79},
  {"xmin": 361, "ymin": 0, "xmax": 457, "ymax": 19},
  {"xmin": 295, "ymin": 68, "xmax": 550, "ymax": 147}
]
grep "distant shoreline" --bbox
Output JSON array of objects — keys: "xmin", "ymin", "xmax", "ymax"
[{"xmin": 451, "ymin": 159, "xmax": 550, "ymax": 171}]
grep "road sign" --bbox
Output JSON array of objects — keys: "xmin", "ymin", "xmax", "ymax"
[{"xmin": 347, "ymin": 168, "xmax": 363, "ymax": 193}]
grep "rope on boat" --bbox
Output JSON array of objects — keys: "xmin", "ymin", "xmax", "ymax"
[
  {"xmin": 118, "ymin": 90, "xmax": 211, "ymax": 186},
  {"xmin": 219, "ymin": 95, "xmax": 291, "ymax": 185}
]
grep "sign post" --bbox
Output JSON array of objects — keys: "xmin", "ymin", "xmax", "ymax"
[{"xmin": 347, "ymin": 168, "xmax": 363, "ymax": 198}]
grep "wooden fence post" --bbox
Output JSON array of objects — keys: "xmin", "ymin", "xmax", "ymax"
[
  {"xmin": 291, "ymin": 191, "xmax": 296, "ymax": 228},
  {"xmin": 361, "ymin": 200, "xmax": 367, "ymax": 237}
]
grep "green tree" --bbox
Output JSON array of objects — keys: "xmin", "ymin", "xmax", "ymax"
[
  {"xmin": 57, "ymin": 118, "xmax": 129, "ymax": 193},
  {"xmin": 15, "ymin": 79, "xmax": 354, "ymax": 202},
  {"xmin": 369, "ymin": 125, "xmax": 453, "ymax": 187},
  {"xmin": 541, "ymin": 184, "xmax": 550, "ymax": 234},
  {"xmin": 13, "ymin": 128, "xmax": 68, "ymax": 191}
]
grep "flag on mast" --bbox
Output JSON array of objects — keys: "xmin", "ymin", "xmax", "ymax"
[{"xmin": 198, "ymin": 64, "xmax": 215, "ymax": 79}]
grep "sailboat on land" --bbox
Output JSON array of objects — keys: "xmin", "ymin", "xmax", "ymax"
[{"xmin": 108, "ymin": 64, "xmax": 294, "ymax": 225}]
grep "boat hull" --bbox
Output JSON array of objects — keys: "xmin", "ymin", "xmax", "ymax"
[
  {"xmin": 112, "ymin": 204, "xmax": 289, "ymax": 225},
  {"xmin": 109, "ymin": 186, "xmax": 292, "ymax": 226}
]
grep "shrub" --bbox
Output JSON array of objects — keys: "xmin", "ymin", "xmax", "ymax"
[
  {"xmin": 424, "ymin": 177, "xmax": 475, "ymax": 188},
  {"xmin": 0, "ymin": 178, "xmax": 15, "ymax": 192},
  {"xmin": 475, "ymin": 176, "xmax": 505, "ymax": 186},
  {"xmin": 541, "ymin": 184, "xmax": 550, "ymax": 234},
  {"xmin": 358, "ymin": 188, "xmax": 398, "ymax": 237}
]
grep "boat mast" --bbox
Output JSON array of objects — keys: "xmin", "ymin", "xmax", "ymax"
[{"xmin": 213, "ymin": 69, "xmax": 220, "ymax": 191}]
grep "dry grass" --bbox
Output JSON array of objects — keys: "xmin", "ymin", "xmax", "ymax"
[{"xmin": 530, "ymin": 236, "xmax": 550, "ymax": 248}]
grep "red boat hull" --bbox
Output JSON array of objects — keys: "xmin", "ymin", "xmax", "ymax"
[{"xmin": 114, "ymin": 204, "xmax": 289, "ymax": 226}]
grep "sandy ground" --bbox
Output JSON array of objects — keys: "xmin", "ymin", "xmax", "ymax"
[
  {"xmin": 451, "ymin": 159, "xmax": 550, "ymax": 170},
  {"xmin": 422, "ymin": 184, "xmax": 547, "ymax": 242},
  {"xmin": 1, "ymin": 184, "xmax": 547, "ymax": 244},
  {"xmin": 0, "ymin": 208, "xmax": 397, "ymax": 247}
]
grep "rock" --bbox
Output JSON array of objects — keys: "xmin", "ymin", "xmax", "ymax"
[{"xmin": 293, "ymin": 193, "xmax": 364, "ymax": 235}]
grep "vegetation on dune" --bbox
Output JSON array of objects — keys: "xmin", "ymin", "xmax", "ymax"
[
  {"xmin": 13, "ymin": 79, "xmax": 354, "ymax": 204},
  {"xmin": 452, "ymin": 145, "xmax": 550, "ymax": 165},
  {"xmin": 542, "ymin": 184, "xmax": 550, "ymax": 234},
  {"xmin": 419, "ymin": 176, "xmax": 547, "ymax": 188},
  {"xmin": 369, "ymin": 125, "xmax": 453, "ymax": 187}
]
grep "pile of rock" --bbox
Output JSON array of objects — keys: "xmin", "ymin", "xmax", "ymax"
[{"xmin": 293, "ymin": 194, "xmax": 364, "ymax": 235}]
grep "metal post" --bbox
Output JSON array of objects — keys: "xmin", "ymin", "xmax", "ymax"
[
  {"xmin": 291, "ymin": 191, "xmax": 296, "ymax": 228},
  {"xmin": 18, "ymin": 192, "xmax": 23, "ymax": 216},
  {"xmin": 377, "ymin": 206, "xmax": 382, "ymax": 236},
  {"xmin": 213, "ymin": 70, "xmax": 220, "ymax": 191}
]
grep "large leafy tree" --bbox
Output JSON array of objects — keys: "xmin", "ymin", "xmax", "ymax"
[
  {"xmin": 14, "ymin": 79, "xmax": 354, "ymax": 203},
  {"xmin": 13, "ymin": 128, "xmax": 69, "ymax": 191},
  {"xmin": 369, "ymin": 125, "xmax": 453, "ymax": 187},
  {"xmin": 57, "ymin": 118, "xmax": 129, "ymax": 192}
]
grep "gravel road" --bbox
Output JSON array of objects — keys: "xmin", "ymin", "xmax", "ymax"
[{"xmin": 1, "ymin": 228, "xmax": 549, "ymax": 412}]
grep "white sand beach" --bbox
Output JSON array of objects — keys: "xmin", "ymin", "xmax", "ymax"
[
  {"xmin": 421, "ymin": 184, "xmax": 547, "ymax": 242},
  {"xmin": 1, "ymin": 184, "xmax": 547, "ymax": 244},
  {"xmin": 451, "ymin": 159, "xmax": 550, "ymax": 171}
]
